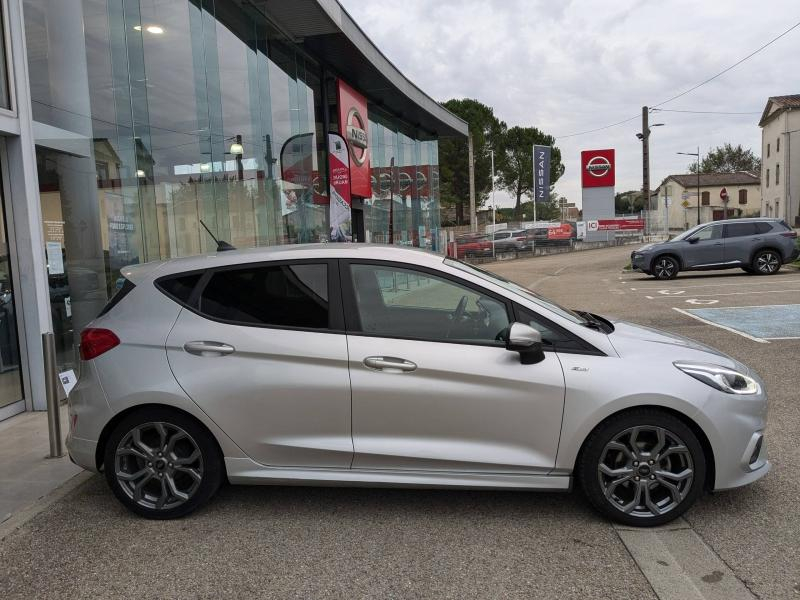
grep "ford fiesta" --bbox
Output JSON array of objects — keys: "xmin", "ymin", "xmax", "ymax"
[{"xmin": 66, "ymin": 245, "xmax": 769, "ymax": 526}]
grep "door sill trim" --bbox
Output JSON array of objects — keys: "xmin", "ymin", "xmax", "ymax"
[{"xmin": 225, "ymin": 457, "xmax": 571, "ymax": 490}]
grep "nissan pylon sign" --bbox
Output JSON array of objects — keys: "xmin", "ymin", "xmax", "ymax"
[{"xmin": 581, "ymin": 149, "xmax": 615, "ymax": 188}]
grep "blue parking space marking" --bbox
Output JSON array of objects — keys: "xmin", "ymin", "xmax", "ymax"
[{"xmin": 685, "ymin": 304, "xmax": 800, "ymax": 340}]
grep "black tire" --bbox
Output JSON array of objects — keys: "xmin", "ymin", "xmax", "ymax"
[
  {"xmin": 104, "ymin": 407, "xmax": 223, "ymax": 519},
  {"xmin": 652, "ymin": 255, "xmax": 679, "ymax": 280},
  {"xmin": 578, "ymin": 408, "xmax": 706, "ymax": 527},
  {"xmin": 752, "ymin": 249, "xmax": 782, "ymax": 275}
]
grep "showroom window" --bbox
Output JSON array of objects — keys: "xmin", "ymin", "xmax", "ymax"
[
  {"xmin": 199, "ymin": 263, "xmax": 328, "ymax": 329},
  {"xmin": 348, "ymin": 264, "xmax": 508, "ymax": 344}
]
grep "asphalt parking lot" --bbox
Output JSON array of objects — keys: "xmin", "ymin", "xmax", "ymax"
[{"xmin": 1, "ymin": 245, "xmax": 797, "ymax": 599}]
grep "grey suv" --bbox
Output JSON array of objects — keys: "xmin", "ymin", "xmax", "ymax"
[{"xmin": 631, "ymin": 218, "xmax": 799, "ymax": 280}]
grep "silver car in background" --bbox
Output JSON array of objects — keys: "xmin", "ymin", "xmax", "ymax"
[{"xmin": 66, "ymin": 245, "xmax": 769, "ymax": 526}]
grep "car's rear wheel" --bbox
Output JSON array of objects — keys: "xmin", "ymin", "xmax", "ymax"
[
  {"xmin": 652, "ymin": 256, "xmax": 679, "ymax": 280},
  {"xmin": 752, "ymin": 249, "xmax": 782, "ymax": 275},
  {"xmin": 578, "ymin": 409, "xmax": 706, "ymax": 527},
  {"xmin": 104, "ymin": 408, "xmax": 223, "ymax": 519}
]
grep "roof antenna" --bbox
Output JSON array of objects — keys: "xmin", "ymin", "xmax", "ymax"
[{"xmin": 200, "ymin": 220, "xmax": 236, "ymax": 252}]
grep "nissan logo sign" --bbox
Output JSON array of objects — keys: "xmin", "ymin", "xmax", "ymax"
[
  {"xmin": 585, "ymin": 156, "xmax": 611, "ymax": 177},
  {"xmin": 345, "ymin": 107, "xmax": 368, "ymax": 166}
]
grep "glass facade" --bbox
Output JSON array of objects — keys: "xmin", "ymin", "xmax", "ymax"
[{"xmin": 23, "ymin": 0, "xmax": 441, "ymax": 371}]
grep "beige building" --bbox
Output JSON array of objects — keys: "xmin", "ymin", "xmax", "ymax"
[
  {"xmin": 654, "ymin": 172, "xmax": 761, "ymax": 231},
  {"xmin": 759, "ymin": 95, "xmax": 800, "ymax": 226}
]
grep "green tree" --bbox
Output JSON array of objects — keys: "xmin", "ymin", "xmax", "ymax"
[
  {"xmin": 438, "ymin": 99, "xmax": 506, "ymax": 225},
  {"xmin": 496, "ymin": 126, "xmax": 564, "ymax": 218},
  {"xmin": 615, "ymin": 190, "xmax": 645, "ymax": 213},
  {"xmin": 688, "ymin": 143, "xmax": 761, "ymax": 174}
]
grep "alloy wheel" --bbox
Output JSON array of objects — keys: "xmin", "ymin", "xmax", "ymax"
[
  {"xmin": 114, "ymin": 422, "xmax": 204, "ymax": 511},
  {"xmin": 597, "ymin": 425, "xmax": 694, "ymax": 518},
  {"xmin": 756, "ymin": 252, "xmax": 780, "ymax": 274},
  {"xmin": 654, "ymin": 258, "xmax": 676, "ymax": 279}
]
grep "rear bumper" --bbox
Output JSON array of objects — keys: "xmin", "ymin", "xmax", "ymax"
[
  {"xmin": 66, "ymin": 433, "xmax": 99, "ymax": 473},
  {"xmin": 787, "ymin": 246, "xmax": 800, "ymax": 263}
]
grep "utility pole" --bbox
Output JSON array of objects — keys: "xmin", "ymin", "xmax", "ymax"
[
  {"xmin": 642, "ymin": 106, "xmax": 650, "ymax": 212},
  {"xmin": 491, "ymin": 149, "xmax": 496, "ymax": 257},
  {"xmin": 468, "ymin": 132, "xmax": 476, "ymax": 232}
]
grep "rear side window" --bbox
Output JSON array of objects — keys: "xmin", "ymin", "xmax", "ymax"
[
  {"xmin": 755, "ymin": 222, "xmax": 773, "ymax": 234},
  {"xmin": 199, "ymin": 263, "xmax": 328, "ymax": 329},
  {"xmin": 725, "ymin": 223, "xmax": 757, "ymax": 238},
  {"xmin": 97, "ymin": 278, "xmax": 135, "ymax": 317},
  {"xmin": 156, "ymin": 273, "xmax": 203, "ymax": 306}
]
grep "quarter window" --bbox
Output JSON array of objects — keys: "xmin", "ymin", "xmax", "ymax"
[
  {"xmin": 199, "ymin": 263, "xmax": 328, "ymax": 328},
  {"xmin": 515, "ymin": 306, "xmax": 585, "ymax": 351},
  {"xmin": 348, "ymin": 264, "xmax": 509, "ymax": 344}
]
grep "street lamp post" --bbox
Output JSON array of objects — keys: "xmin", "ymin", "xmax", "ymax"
[{"xmin": 677, "ymin": 148, "xmax": 701, "ymax": 225}]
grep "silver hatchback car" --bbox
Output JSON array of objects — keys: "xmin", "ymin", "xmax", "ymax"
[{"xmin": 67, "ymin": 245, "xmax": 769, "ymax": 526}]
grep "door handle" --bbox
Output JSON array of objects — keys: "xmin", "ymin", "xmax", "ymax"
[
  {"xmin": 363, "ymin": 356, "xmax": 417, "ymax": 372},
  {"xmin": 184, "ymin": 341, "xmax": 235, "ymax": 356},
  {"xmin": 713, "ymin": 242, "xmax": 723, "ymax": 246}
]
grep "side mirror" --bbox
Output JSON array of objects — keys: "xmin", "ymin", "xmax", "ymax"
[
  {"xmin": 687, "ymin": 237, "xmax": 699, "ymax": 244},
  {"xmin": 504, "ymin": 322, "xmax": 545, "ymax": 365}
]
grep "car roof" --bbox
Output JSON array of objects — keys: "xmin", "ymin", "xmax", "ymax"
[
  {"xmin": 121, "ymin": 244, "xmax": 446, "ymax": 283},
  {"xmin": 706, "ymin": 217, "xmax": 783, "ymax": 225}
]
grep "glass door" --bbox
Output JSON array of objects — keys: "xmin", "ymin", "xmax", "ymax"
[{"xmin": 0, "ymin": 161, "xmax": 23, "ymax": 412}]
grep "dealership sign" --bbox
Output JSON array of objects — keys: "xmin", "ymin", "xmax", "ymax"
[
  {"xmin": 581, "ymin": 149, "xmax": 615, "ymax": 188},
  {"xmin": 533, "ymin": 145, "xmax": 551, "ymax": 202},
  {"xmin": 588, "ymin": 218, "xmax": 644, "ymax": 231},
  {"xmin": 337, "ymin": 79, "xmax": 371, "ymax": 197}
]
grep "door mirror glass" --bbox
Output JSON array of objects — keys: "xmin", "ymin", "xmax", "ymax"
[
  {"xmin": 687, "ymin": 237, "xmax": 699, "ymax": 244},
  {"xmin": 504, "ymin": 322, "xmax": 545, "ymax": 364}
]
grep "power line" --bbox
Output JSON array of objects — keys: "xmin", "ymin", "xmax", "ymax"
[
  {"xmin": 652, "ymin": 109, "xmax": 761, "ymax": 115},
  {"xmin": 554, "ymin": 18, "xmax": 800, "ymax": 139}
]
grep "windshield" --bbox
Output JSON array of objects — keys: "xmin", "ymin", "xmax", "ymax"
[
  {"xmin": 444, "ymin": 258, "xmax": 588, "ymax": 325},
  {"xmin": 671, "ymin": 224, "xmax": 705, "ymax": 241}
]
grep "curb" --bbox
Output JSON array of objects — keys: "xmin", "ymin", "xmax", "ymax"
[{"xmin": 0, "ymin": 471, "xmax": 94, "ymax": 542}]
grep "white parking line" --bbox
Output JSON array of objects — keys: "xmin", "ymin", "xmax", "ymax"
[
  {"xmin": 647, "ymin": 288, "xmax": 800, "ymax": 299},
  {"xmin": 672, "ymin": 308, "xmax": 769, "ymax": 343},
  {"xmin": 632, "ymin": 279, "xmax": 800, "ymax": 291}
]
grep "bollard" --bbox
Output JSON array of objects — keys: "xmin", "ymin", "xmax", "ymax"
[{"xmin": 43, "ymin": 332, "xmax": 64, "ymax": 458}]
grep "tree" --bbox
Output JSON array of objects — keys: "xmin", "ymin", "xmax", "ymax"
[
  {"xmin": 615, "ymin": 190, "xmax": 645, "ymax": 214},
  {"xmin": 438, "ymin": 99, "xmax": 506, "ymax": 225},
  {"xmin": 495, "ymin": 126, "xmax": 564, "ymax": 218},
  {"xmin": 688, "ymin": 143, "xmax": 761, "ymax": 174}
]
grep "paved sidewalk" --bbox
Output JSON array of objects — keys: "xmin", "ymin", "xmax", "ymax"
[{"xmin": 0, "ymin": 410, "xmax": 83, "ymax": 524}]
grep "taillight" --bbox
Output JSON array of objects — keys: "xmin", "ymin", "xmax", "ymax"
[
  {"xmin": 780, "ymin": 231, "xmax": 797, "ymax": 238},
  {"xmin": 79, "ymin": 328, "xmax": 120, "ymax": 360}
]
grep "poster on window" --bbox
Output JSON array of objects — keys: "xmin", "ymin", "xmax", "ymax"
[
  {"xmin": 328, "ymin": 133, "xmax": 352, "ymax": 242},
  {"xmin": 280, "ymin": 132, "xmax": 315, "ymax": 216}
]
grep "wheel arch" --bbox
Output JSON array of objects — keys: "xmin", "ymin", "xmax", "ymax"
[
  {"xmin": 573, "ymin": 404, "xmax": 716, "ymax": 491},
  {"xmin": 650, "ymin": 252, "xmax": 683, "ymax": 272},
  {"xmin": 749, "ymin": 245, "xmax": 783, "ymax": 265},
  {"xmin": 95, "ymin": 403, "xmax": 227, "ymax": 478}
]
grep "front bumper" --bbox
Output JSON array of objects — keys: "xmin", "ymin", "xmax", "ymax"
[{"xmin": 630, "ymin": 251, "xmax": 650, "ymax": 271}]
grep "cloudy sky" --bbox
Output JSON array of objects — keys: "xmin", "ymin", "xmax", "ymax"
[{"xmin": 338, "ymin": 0, "xmax": 800, "ymax": 208}]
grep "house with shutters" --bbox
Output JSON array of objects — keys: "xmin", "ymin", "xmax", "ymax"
[
  {"xmin": 653, "ymin": 172, "xmax": 761, "ymax": 231},
  {"xmin": 759, "ymin": 95, "xmax": 800, "ymax": 225}
]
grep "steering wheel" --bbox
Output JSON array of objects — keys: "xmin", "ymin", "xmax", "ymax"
[{"xmin": 445, "ymin": 295, "xmax": 469, "ymax": 338}]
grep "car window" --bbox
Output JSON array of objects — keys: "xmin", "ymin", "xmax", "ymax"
[
  {"xmin": 156, "ymin": 273, "xmax": 203, "ymax": 306},
  {"xmin": 349, "ymin": 264, "xmax": 509, "ymax": 345},
  {"xmin": 515, "ymin": 306, "xmax": 586, "ymax": 351},
  {"xmin": 198, "ymin": 263, "xmax": 328, "ymax": 329},
  {"xmin": 693, "ymin": 224, "xmax": 722, "ymax": 241},
  {"xmin": 725, "ymin": 223, "xmax": 757, "ymax": 238},
  {"xmin": 754, "ymin": 222, "xmax": 773, "ymax": 234}
]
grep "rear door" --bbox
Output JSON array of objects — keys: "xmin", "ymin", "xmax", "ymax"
[
  {"xmin": 342, "ymin": 260, "xmax": 566, "ymax": 473},
  {"xmin": 723, "ymin": 222, "xmax": 758, "ymax": 264},
  {"xmin": 165, "ymin": 259, "xmax": 353, "ymax": 468}
]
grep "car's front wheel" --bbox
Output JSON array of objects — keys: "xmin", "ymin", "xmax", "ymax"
[
  {"xmin": 652, "ymin": 256, "xmax": 679, "ymax": 280},
  {"xmin": 578, "ymin": 409, "xmax": 706, "ymax": 527},
  {"xmin": 103, "ymin": 408, "xmax": 223, "ymax": 519},
  {"xmin": 752, "ymin": 249, "xmax": 782, "ymax": 275}
]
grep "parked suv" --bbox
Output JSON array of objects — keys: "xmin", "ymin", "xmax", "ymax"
[
  {"xmin": 67, "ymin": 245, "xmax": 769, "ymax": 525},
  {"xmin": 492, "ymin": 229, "xmax": 527, "ymax": 252},
  {"xmin": 631, "ymin": 218, "xmax": 798, "ymax": 280}
]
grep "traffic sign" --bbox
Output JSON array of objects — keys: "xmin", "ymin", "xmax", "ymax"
[
  {"xmin": 720, "ymin": 187, "xmax": 729, "ymax": 201},
  {"xmin": 681, "ymin": 191, "xmax": 689, "ymax": 201},
  {"xmin": 681, "ymin": 200, "xmax": 690, "ymax": 208}
]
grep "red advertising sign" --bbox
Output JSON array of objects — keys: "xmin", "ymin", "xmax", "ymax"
[
  {"xmin": 596, "ymin": 218, "xmax": 644, "ymax": 231},
  {"xmin": 547, "ymin": 223, "xmax": 573, "ymax": 240},
  {"xmin": 581, "ymin": 149, "xmax": 615, "ymax": 188},
  {"xmin": 337, "ymin": 79, "xmax": 371, "ymax": 198},
  {"xmin": 328, "ymin": 133, "xmax": 352, "ymax": 242}
]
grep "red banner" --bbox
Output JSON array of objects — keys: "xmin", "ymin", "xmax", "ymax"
[
  {"xmin": 547, "ymin": 223, "xmax": 573, "ymax": 240},
  {"xmin": 337, "ymin": 79, "xmax": 371, "ymax": 198},
  {"xmin": 597, "ymin": 219, "xmax": 644, "ymax": 231}
]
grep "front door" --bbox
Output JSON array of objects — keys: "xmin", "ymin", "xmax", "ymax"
[
  {"xmin": 166, "ymin": 260, "xmax": 352, "ymax": 468},
  {"xmin": 342, "ymin": 261, "xmax": 566, "ymax": 473},
  {"xmin": 683, "ymin": 223, "xmax": 724, "ymax": 267}
]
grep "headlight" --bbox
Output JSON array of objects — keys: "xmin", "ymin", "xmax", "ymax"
[{"xmin": 674, "ymin": 361, "xmax": 760, "ymax": 395}]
